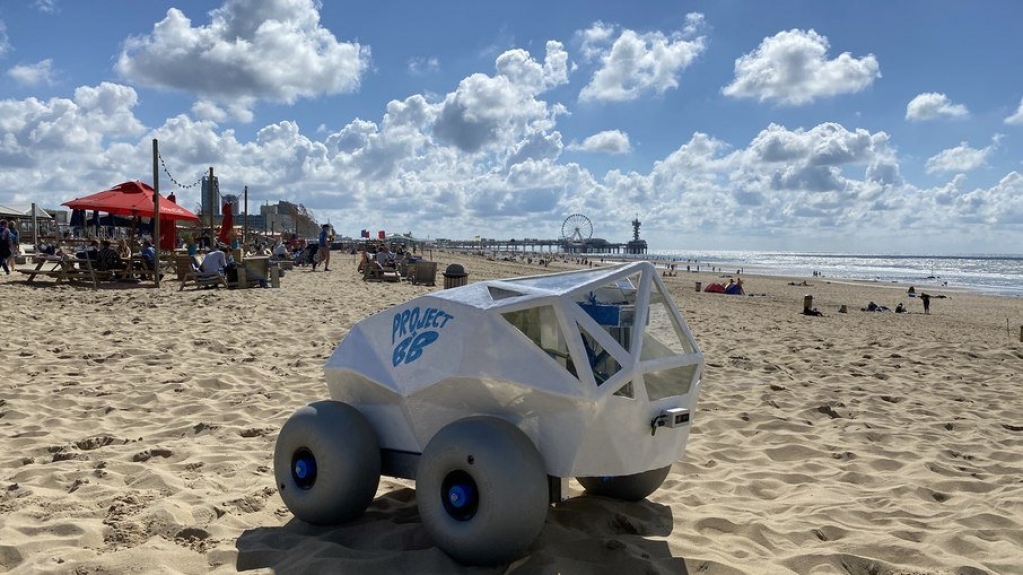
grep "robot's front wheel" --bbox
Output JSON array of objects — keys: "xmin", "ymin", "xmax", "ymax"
[
  {"xmin": 273, "ymin": 400, "xmax": 381, "ymax": 524},
  {"xmin": 577, "ymin": 465, "xmax": 671, "ymax": 501},
  {"xmin": 417, "ymin": 417, "xmax": 549, "ymax": 565}
]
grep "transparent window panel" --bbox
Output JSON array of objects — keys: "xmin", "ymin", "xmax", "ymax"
[
  {"xmin": 613, "ymin": 381, "xmax": 634, "ymax": 399},
  {"xmin": 575, "ymin": 271, "xmax": 642, "ymax": 352},
  {"xmin": 644, "ymin": 364, "xmax": 698, "ymax": 400},
  {"xmin": 641, "ymin": 282, "xmax": 696, "ymax": 360},
  {"xmin": 577, "ymin": 323, "xmax": 622, "ymax": 386},
  {"xmin": 501, "ymin": 306, "xmax": 578, "ymax": 379}
]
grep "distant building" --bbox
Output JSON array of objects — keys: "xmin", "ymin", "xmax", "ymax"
[{"xmin": 200, "ymin": 176, "xmax": 221, "ymax": 218}]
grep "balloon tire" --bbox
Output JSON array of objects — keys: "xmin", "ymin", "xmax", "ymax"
[
  {"xmin": 273, "ymin": 400, "xmax": 381, "ymax": 525},
  {"xmin": 416, "ymin": 417, "xmax": 549, "ymax": 565},
  {"xmin": 577, "ymin": 465, "xmax": 671, "ymax": 501}
]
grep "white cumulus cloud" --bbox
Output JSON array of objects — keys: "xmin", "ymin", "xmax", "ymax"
[
  {"xmin": 433, "ymin": 42, "xmax": 569, "ymax": 153},
  {"xmin": 722, "ymin": 29, "xmax": 880, "ymax": 106},
  {"xmin": 925, "ymin": 138, "xmax": 999, "ymax": 174},
  {"xmin": 7, "ymin": 59, "xmax": 56, "ymax": 86},
  {"xmin": 115, "ymin": 0, "xmax": 370, "ymax": 106},
  {"xmin": 578, "ymin": 14, "xmax": 707, "ymax": 103},
  {"xmin": 906, "ymin": 92, "xmax": 969, "ymax": 121},
  {"xmin": 570, "ymin": 130, "xmax": 631, "ymax": 154}
]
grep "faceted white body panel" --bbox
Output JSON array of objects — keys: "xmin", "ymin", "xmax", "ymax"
[{"xmin": 324, "ymin": 261, "xmax": 704, "ymax": 478}]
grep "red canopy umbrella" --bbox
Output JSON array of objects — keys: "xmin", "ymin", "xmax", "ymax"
[
  {"xmin": 62, "ymin": 181, "xmax": 199, "ymax": 221},
  {"xmin": 217, "ymin": 202, "xmax": 233, "ymax": 245}
]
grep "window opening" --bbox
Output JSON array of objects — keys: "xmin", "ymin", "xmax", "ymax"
[
  {"xmin": 488, "ymin": 286, "xmax": 524, "ymax": 301},
  {"xmin": 613, "ymin": 381, "xmax": 634, "ymax": 399},
  {"xmin": 576, "ymin": 271, "xmax": 642, "ymax": 353},
  {"xmin": 501, "ymin": 306, "xmax": 577, "ymax": 378},
  {"xmin": 644, "ymin": 364, "xmax": 698, "ymax": 400},
  {"xmin": 641, "ymin": 280, "xmax": 696, "ymax": 361},
  {"xmin": 577, "ymin": 322, "xmax": 622, "ymax": 386}
]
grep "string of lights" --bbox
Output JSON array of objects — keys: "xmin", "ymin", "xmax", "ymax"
[{"xmin": 157, "ymin": 151, "xmax": 206, "ymax": 190}]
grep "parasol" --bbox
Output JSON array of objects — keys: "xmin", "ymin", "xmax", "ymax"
[{"xmin": 62, "ymin": 181, "xmax": 199, "ymax": 221}]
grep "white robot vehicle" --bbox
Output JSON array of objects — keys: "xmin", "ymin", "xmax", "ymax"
[{"xmin": 273, "ymin": 261, "xmax": 704, "ymax": 564}]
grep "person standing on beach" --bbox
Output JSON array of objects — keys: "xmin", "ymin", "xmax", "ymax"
[
  {"xmin": 0, "ymin": 220, "xmax": 12, "ymax": 275},
  {"xmin": 920, "ymin": 293, "xmax": 931, "ymax": 314},
  {"xmin": 6, "ymin": 220, "xmax": 19, "ymax": 272},
  {"xmin": 313, "ymin": 224, "xmax": 331, "ymax": 271}
]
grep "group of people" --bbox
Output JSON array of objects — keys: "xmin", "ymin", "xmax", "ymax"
[
  {"xmin": 263, "ymin": 225, "xmax": 334, "ymax": 271},
  {"xmin": 70, "ymin": 238, "xmax": 159, "ymax": 275}
]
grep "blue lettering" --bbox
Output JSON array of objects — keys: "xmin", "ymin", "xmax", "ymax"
[
  {"xmin": 405, "ymin": 331, "xmax": 439, "ymax": 363},
  {"xmin": 392, "ymin": 336, "xmax": 411, "ymax": 366},
  {"xmin": 409, "ymin": 307, "xmax": 421, "ymax": 336},
  {"xmin": 437, "ymin": 311, "xmax": 453, "ymax": 328},
  {"xmin": 390, "ymin": 306, "xmax": 454, "ymax": 366},
  {"xmin": 400, "ymin": 309, "xmax": 411, "ymax": 339}
]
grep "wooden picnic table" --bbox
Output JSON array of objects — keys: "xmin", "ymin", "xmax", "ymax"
[{"xmin": 17, "ymin": 255, "xmax": 102, "ymax": 289}]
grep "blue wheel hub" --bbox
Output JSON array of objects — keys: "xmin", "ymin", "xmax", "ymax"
[
  {"xmin": 291, "ymin": 448, "xmax": 318, "ymax": 490},
  {"xmin": 441, "ymin": 470, "xmax": 478, "ymax": 521}
]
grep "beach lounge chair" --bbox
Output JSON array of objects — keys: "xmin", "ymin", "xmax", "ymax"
[
  {"xmin": 175, "ymin": 255, "xmax": 228, "ymax": 290},
  {"xmin": 363, "ymin": 261, "xmax": 400, "ymax": 282}
]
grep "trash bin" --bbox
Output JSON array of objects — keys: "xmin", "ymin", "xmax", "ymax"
[
  {"xmin": 443, "ymin": 264, "xmax": 468, "ymax": 289},
  {"xmin": 803, "ymin": 294, "xmax": 813, "ymax": 313},
  {"xmin": 695, "ymin": 281, "xmax": 702, "ymax": 292}
]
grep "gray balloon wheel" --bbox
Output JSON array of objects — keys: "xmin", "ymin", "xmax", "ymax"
[
  {"xmin": 417, "ymin": 417, "xmax": 549, "ymax": 565},
  {"xmin": 273, "ymin": 400, "xmax": 381, "ymax": 525},
  {"xmin": 577, "ymin": 465, "xmax": 671, "ymax": 501}
]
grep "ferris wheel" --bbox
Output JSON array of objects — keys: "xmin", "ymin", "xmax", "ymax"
[{"xmin": 561, "ymin": 214, "xmax": 593, "ymax": 242}]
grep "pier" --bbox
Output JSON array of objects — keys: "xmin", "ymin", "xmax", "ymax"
[{"xmin": 432, "ymin": 236, "xmax": 646, "ymax": 255}]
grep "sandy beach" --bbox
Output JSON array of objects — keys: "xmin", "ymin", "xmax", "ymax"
[{"xmin": 2, "ymin": 252, "xmax": 1022, "ymax": 575}]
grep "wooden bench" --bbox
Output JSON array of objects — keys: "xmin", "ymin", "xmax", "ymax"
[{"xmin": 19, "ymin": 257, "xmax": 102, "ymax": 289}]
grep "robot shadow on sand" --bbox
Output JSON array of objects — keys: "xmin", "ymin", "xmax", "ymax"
[
  {"xmin": 236, "ymin": 488, "xmax": 680, "ymax": 572},
  {"xmin": 271, "ymin": 261, "xmax": 704, "ymax": 565}
]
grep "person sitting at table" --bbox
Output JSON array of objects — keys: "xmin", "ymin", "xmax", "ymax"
[
  {"xmin": 272, "ymin": 240, "xmax": 289, "ymax": 260},
  {"xmin": 375, "ymin": 243, "xmax": 394, "ymax": 267},
  {"xmin": 138, "ymin": 239, "xmax": 163, "ymax": 281},
  {"xmin": 200, "ymin": 245, "xmax": 229, "ymax": 275},
  {"xmin": 76, "ymin": 240, "xmax": 100, "ymax": 261},
  {"xmin": 96, "ymin": 240, "xmax": 126, "ymax": 273},
  {"xmin": 200, "ymin": 245, "xmax": 245, "ymax": 286},
  {"xmin": 116, "ymin": 239, "xmax": 132, "ymax": 261},
  {"xmin": 140, "ymin": 240, "xmax": 156, "ymax": 266}
]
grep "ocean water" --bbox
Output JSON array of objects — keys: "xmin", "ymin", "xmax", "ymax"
[{"xmin": 644, "ymin": 251, "xmax": 1023, "ymax": 297}]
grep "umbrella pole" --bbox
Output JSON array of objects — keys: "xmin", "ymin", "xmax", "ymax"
[
  {"xmin": 243, "ymin": 185, "xmax": 248, "ymax": 250},
  {"xmin": 153, "ymin": 138, "xmax": 161, "ymax": 287}
]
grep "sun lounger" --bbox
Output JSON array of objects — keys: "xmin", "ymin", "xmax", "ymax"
[
  {"xmin": 175, "ymin": 255, "xmax": 228, "ymax": 290},
  {"xmin": 364, "ymin": 261, "xmax": 401, "ymax": 282}
]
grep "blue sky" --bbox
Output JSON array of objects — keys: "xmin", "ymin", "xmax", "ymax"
[{"xmin": 1, "ymin": 0, "xmax": 1022, "ymax": 254}]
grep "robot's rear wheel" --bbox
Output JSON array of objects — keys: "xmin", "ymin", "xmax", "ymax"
[
  {"xmin": 273, "ymin": 400, "xmax": 381, "ymax": 524},
  {"xmin": 576, "ymin": 465, "xmax": 671, "ymax": 501},
  {"xmin": 417, "ymin": 417, "xmax": 549, "ymax": 565}
]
